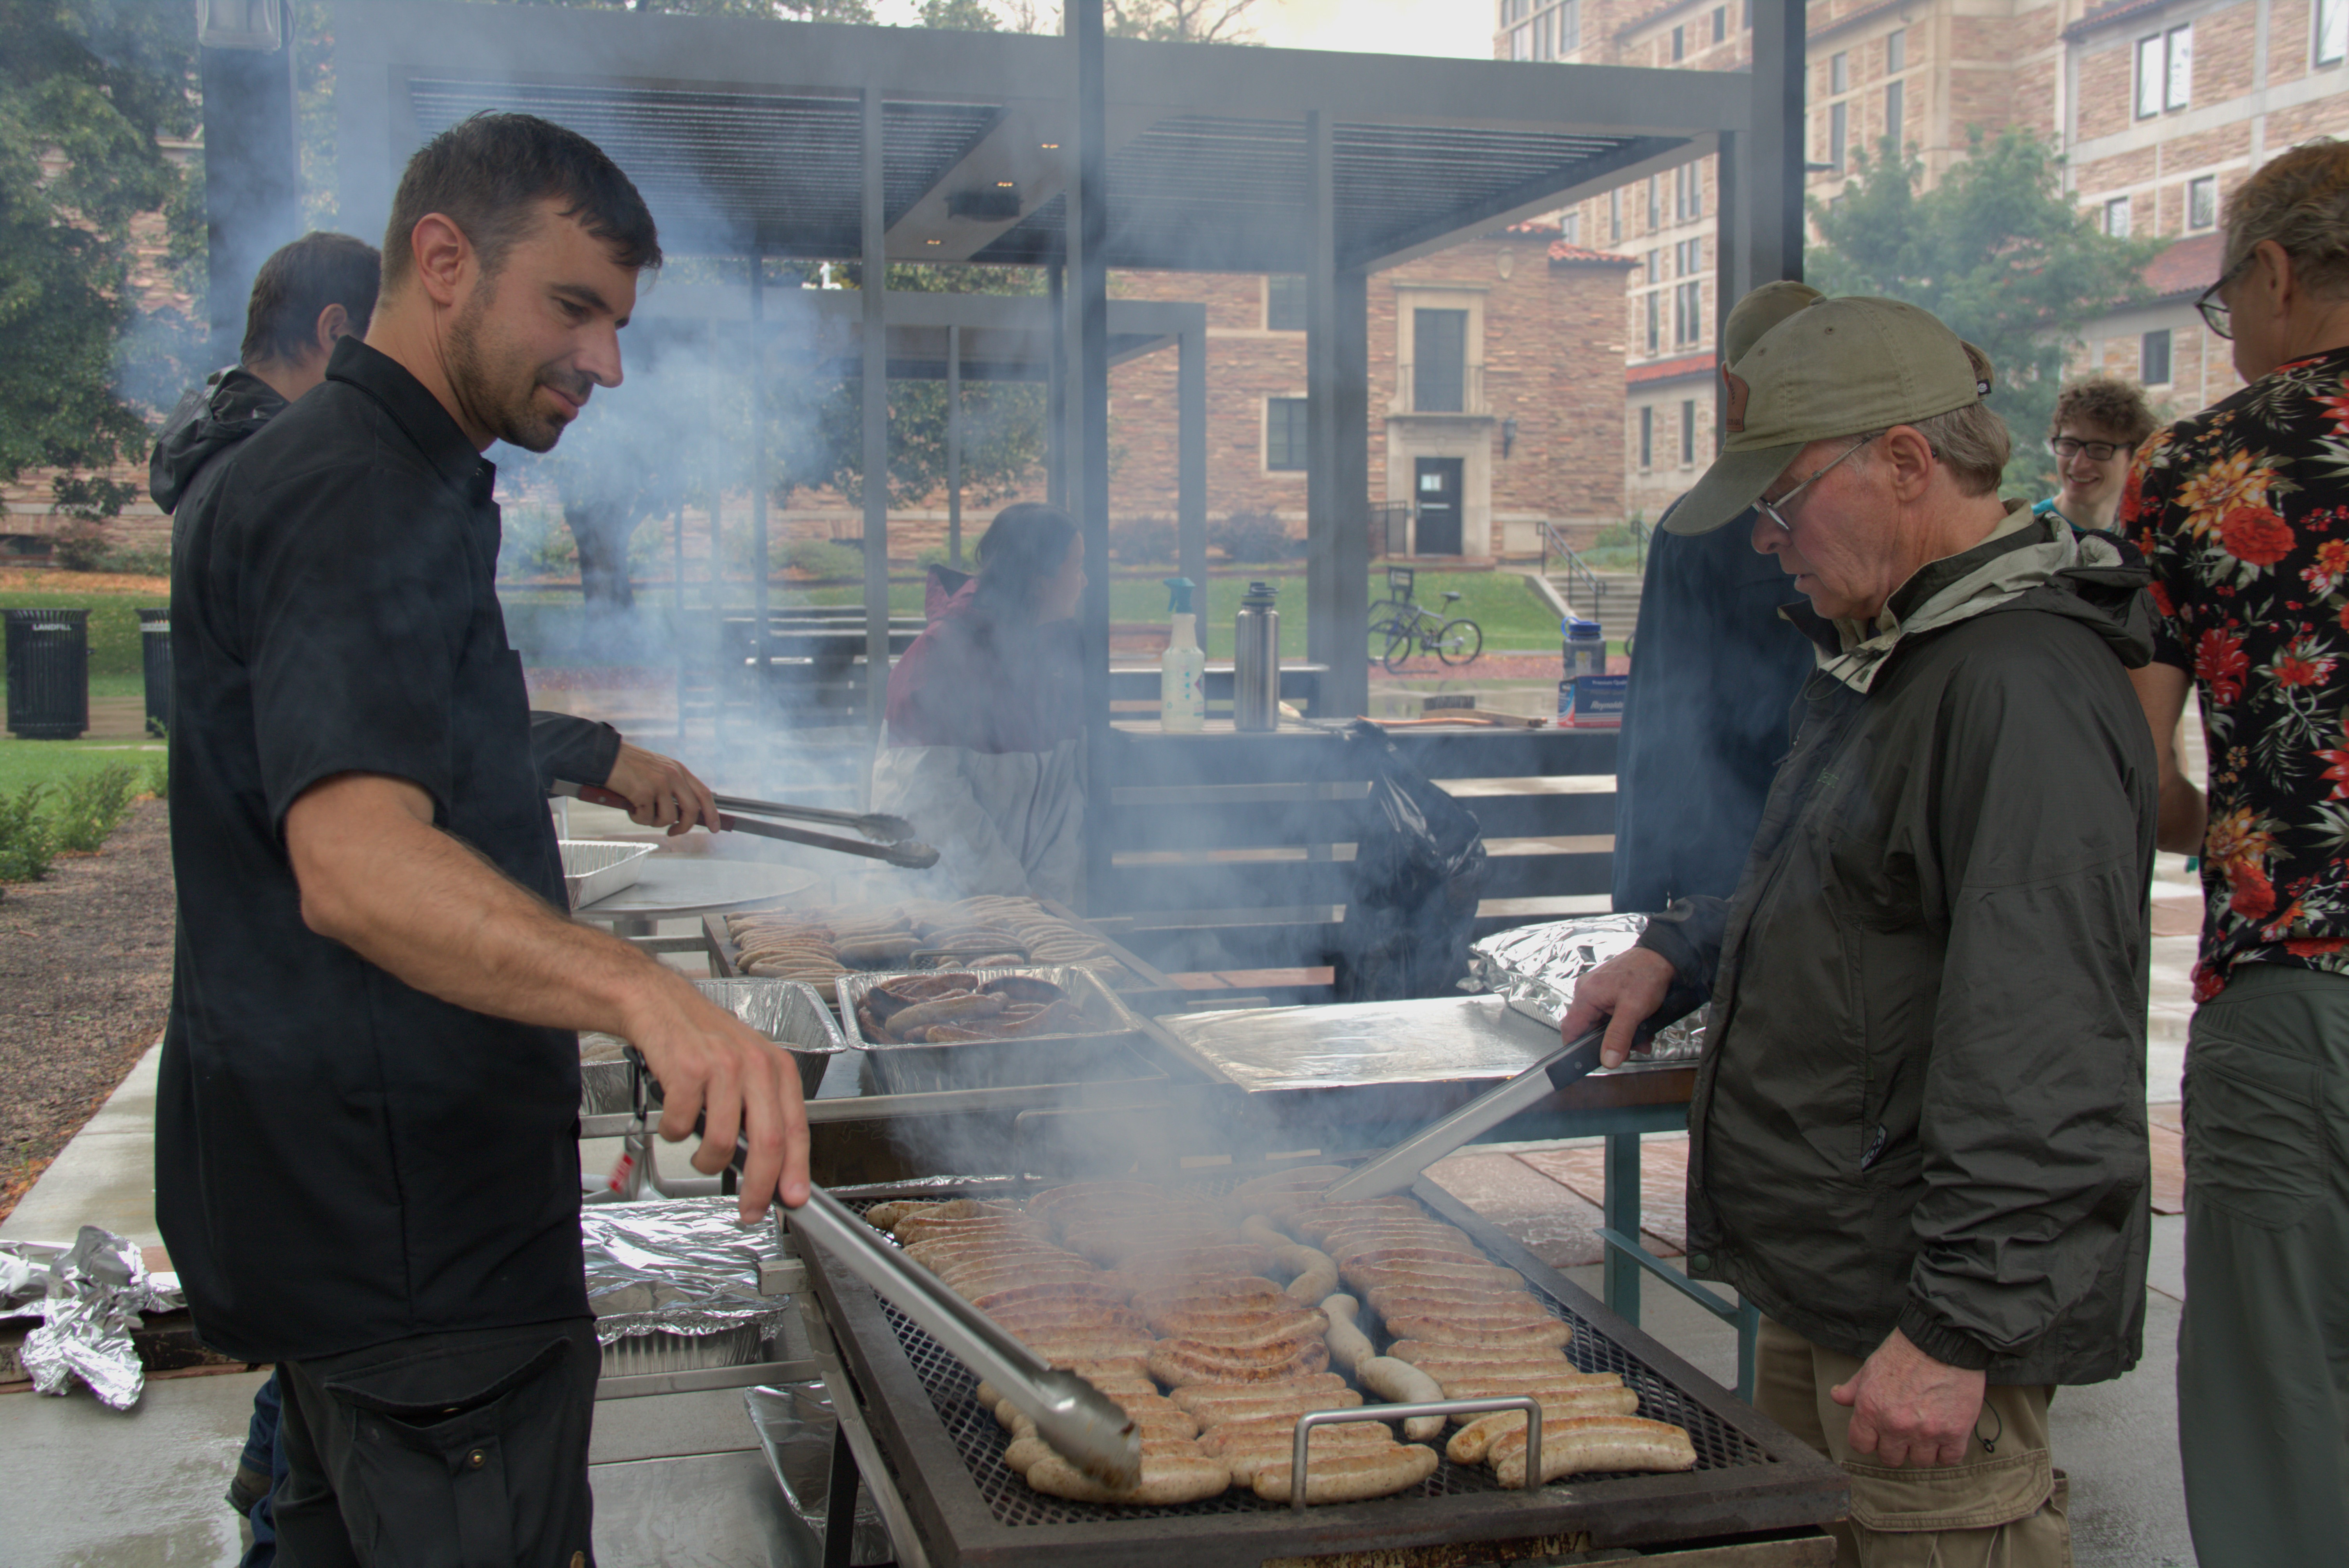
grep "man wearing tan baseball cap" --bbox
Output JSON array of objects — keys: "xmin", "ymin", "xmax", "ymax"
[{"xmin": 1566, "ymin": 294, "xmax": 2158, "ymax": 1567}]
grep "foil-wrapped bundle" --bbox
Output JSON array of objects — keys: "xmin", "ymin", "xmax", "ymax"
[
  {"xmin": 583, "ymin": 1198, "xmax": 794, "ymax": 1347},
  {"xmin": 1465, "ymin": 914, "xmax": 1707, "ymax": 1062},
  {"xmin": 2, "ymin": 1226, "xmax": 183, "ymax": 1410}
]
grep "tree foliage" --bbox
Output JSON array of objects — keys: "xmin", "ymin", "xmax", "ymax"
[
  {"xmin": 1806, "ymin": 125, "xmax": 2166, "ymax": 496},
  {"xmin": 1106, "ymin": 0, "xmax": 1259, "ymax": 41},
  {"xmin": 0, "ymin": 0, "xmax": 199, "ymax": 519}
]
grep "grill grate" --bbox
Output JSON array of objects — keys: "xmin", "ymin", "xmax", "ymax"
[{"xmin": 841, "ymin": 1177, "xmax": 1770, "ymax": 1531}]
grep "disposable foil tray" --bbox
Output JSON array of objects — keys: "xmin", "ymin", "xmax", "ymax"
[
  {"xmin": 799, "ymin": 1171, "xmax": 1846, "ymax": 1566},
  {"xmin": 600, "ymin": 1321, "xmax": 765, "ymax": 1376},
  {"xmin": 561, "ymin": 839, "xmax": 656, "ymax": 910},
  {"xmin": 836, "ymin": 967, "xmax": 1151, "ymax": 1094},
  {"xmin": 581, "ymin": 978, "xmax": 848, "ymax": 1113}
]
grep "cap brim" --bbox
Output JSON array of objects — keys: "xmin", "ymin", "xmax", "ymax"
[{"xmin": 1660, "ymin": 442, "xmax": 1804, "ymax": 535}]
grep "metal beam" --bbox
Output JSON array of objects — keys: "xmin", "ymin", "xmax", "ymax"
[
  {"xmin": 1742, "ymin": 0, "xmax": 1807, "ymax": 289},
  {"xmin": 862, "ymin": 88, "xmax": 890, "ymax": 728},
  {"xmin": 1306, "ymin": 112, "xmax": 1371, "ymax": 722},
  {"xmin": 201, "ymin": 4, "xmax": 301, "ymax": 369},
  {"xmin": 947, "ymin": 325, "xmax": 964, "ymax": 569},
  {"xmin": 1178, "ymin": 319, "xmax": 1208, "ymax": 597},
  {"xmin": 1352, "ymin": 135, "xmax": 1707, "ymax": 273},
  {"xmin": 1072, "ymin": 0, "xmax": 1113, "ymax": 915}
]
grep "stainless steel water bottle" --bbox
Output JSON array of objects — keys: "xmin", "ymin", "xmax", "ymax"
[{"xmin": 1233, "ymin": 580, "xmax": 1280, "ymax": 731}]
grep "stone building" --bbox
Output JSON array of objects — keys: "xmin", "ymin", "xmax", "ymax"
[{"xmin": 1503, "ymin": 0, "xmax": 2349, "ymax": 513}]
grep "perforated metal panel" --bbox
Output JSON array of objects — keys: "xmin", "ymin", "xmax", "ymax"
[{"xmin": 841, "ymin": 1179, "xmax": 1770, "ymax": 1531}]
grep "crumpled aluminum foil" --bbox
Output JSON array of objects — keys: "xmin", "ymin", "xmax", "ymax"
[
  {"xmin": 2, "ymin": 1227, "xmax": 184, "ymax": 1410},
  {"xmin": 582, "ymin": 1198, "xmax": 794, "ymax": 1346},
  {"xmin": 1465, "ymin": 914, "xmax": 1707, "ymax": 1062},
  {"xmin": 746, "ymin": 1382, "xmax": 895, "ymax": 1564}
]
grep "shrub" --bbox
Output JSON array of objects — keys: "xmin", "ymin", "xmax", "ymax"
[
  {"xmin": 1212, "ymin": 508, "xmax": 1295, "ymax": 563},
  {"xmin": 51, "ymin": 519, "xmax": 113, "ymax": 572},
  {"xmin": 777, "ymin": 539, "xmax": 867, "ymax": 579},
  {"xmin": 1111, "ymin": 514, "xmax": 1178, "ymax": 565},
  {"xmin": 50, "ymin": 763, "xmax": 139, "ymax": 853},
  {"xmin": 146, "ymin": 752, "xmax": 169, "ymax": 801},
  {"xmin": 0, "ymin": 785, "xmax": 53, "ymax": 883},
  {"xmin": 497, "ymin": 504, "xmax": 578, "ymax": 580},
  {"xmin": 103, "ymin": 544, "xmax": 173, "ymax": 577}
]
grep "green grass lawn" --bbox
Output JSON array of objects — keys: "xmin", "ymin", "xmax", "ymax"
[{"xmin": 0, "ymin": 736, "xmax": 162, "ymax": 802}]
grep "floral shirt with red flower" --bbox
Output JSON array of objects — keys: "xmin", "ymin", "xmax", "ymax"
[{"xmin": 2127, "ymin": 343, "xmax": 2349, "ymax": 1000}]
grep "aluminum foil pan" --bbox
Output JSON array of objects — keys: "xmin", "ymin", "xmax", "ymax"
[
  {"xmin": 746, "ymin": 1382, "xmax": 895, "ymax": 1565},
  {"xmin": 581, "ymin": 978, "xmax": 847, "ymax": 1113},
  {"xmin": 583, "ymin": 1198, "xmax": 794, "ymax": 1348},
  {"xmin": 601, "ymin": 1321, "xmax": 764, "ymax": 1376},
  {"xmin": 561, "ymin": 839, "xmax": 656, "ymax": 910},
  {"xmin": 1465, "ymin": 913, "xmax": 1707, "ymax": 1062}
]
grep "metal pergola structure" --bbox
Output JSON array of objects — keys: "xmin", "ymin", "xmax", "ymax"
[{"xmin": 315, "ymin": 0, "xmax": 1802, "ymax": 727}]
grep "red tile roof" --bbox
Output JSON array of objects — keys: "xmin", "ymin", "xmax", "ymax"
[
  {"xmin": 2144, "ymin": 232, "xmax": 2225, "ymax": 301},
  {"xmin": 1551, "ymin": 239, "xmax": 1642, "ymax": 265},
  {"xmin": 1627, "ymin": 352, "xmax": 1716, "ymax": 385}
]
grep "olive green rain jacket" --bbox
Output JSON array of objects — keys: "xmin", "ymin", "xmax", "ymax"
[{"xmin": 1639, "ymin": 510, "xmax": 2158, "ymax": 1384}]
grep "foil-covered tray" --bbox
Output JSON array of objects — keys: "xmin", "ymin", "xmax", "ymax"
[
  {"xmin": 746, "ymin": 1382, "xmax": 895, "ymax": 1565},
  {"xmin": 836, "ymin": 966, "xmax": 1152, "ymax": 1094},
  {"xmin": 560, "ymin": 839, "xmax": 656, "ymax": 910},
  {"xmin": 1467, "ymin": 914, "xmax": 1706, "ymax": 1062},
  {"xmin": 1154, "ymin": 993, "xmax": 1561, "ymax": 1092},
  {"xmin": 601, "ymin": 1321, "xmax": 765, "ymax": 1376},
  {"xmin": 583, "ymin": 1197, "xmax": 794, "ymax": 1349},
  {"xmin": 581, "ymin": 977, "xmax": 848, "ymax": 1113}
]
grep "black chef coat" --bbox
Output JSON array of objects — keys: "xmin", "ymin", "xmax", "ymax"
[{"xmin": 158, "ymin": 336, "xmax": 586, "ymax": 1363}]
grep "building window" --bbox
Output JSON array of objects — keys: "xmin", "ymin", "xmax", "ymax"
[
  {"xmin": 1502, "ymin": 0, "xmax": 1530, "ymax": 21},
  {"xmin": 1562, "ymin": 210, "xmax": 1581, "ymax": 243},
  {"xmin": 1713, "ymin": 5, "xmax": 1727, "ymax": 43},
  {"xmin": 2142, "ymin": 329, "xmax": 2173, "ymax": 385},
  {"xmin": 1676, "ymin": 162, "xmax": 1703, "ymax": 221},
  {"xmin": 1609, "ymin": 186, "xmax": 1622, "ymax": 241},
  {"xmin": 1639, "ymin": 405, "xmax": 1654, "ymax": 469},
  {"xmin": 1886, "ymin": 79, "xmax": 1904, "ymax": 147},
  {"xmin": 1647, "ymin": 249, "xmax": 1662, "ymax": 284},
  {"xmin": 1674, "ymin": 281, "xmax": 1703, "ymax": 345},
  {"xmin": 1266, "ymin": 274, "xmax": 1307, "ymax": 331},
  {"xmin": 1644, "ymin": 292, "xmax": 1661, "ymax": 354},
  {"xmin": 1266, "ymin": 397, "xmax": 1308, "ymax": 470},
  {"xmin": 1885, "ymin": 26, "xmax": 1906, "ymax": 73},
  {"xmin": 1557, "ymin": 0, "xmax": 1581, "ymax": 52},
  {"xmin": 2105, "ymin": 196, "xmax": 2131, "ymax": 237},
  {"xmin": 1414, "ymin": 308, "xmax": 1469, "ymax": 412},
  {"xmin": 2322, "ymin": 0, "xmax": 2347, "ymax": 64},
  {"xmin": 2188, "ymin": 176, "xmax": 2218, "ymax": 230},
  {"xmin": 1830, "ymin": 101, "xmax": 1848, "ymax": 169},
  {"xmin": 1680, "ymin": 399, "xmax": 1697, "ymax": 465},
  {"xmin": 2138, "ymin": 25, "xmax": 2192, "ymax": 117},
  {"xmin": 1672, "ymin": 23, "xmax": 1685, "ymax": 59},
  {"xmin": 1831, "ymin": 50, "xmax": 1848, "ymax": 93},
  {"xmin": 1511, "ymin": 24, "xmax": 1532, "ymax": 59},
  {"xmin": 1647, "ymin": 175, "xmax": 1662, "ymax": 230}
]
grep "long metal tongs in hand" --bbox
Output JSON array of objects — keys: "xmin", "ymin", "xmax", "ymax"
[
  {"xmin": 782, "ymin": 1190, "xmax": 1142, "ymax": 1489},
  {"xmin": 712, "ymin": 794, "xmax": 919, "ymax": 845},
  {"xmin": 550, "ymin": 780, "xmax": 940, "ymax": 869},
  {"xmin": 1323, "ymin": 994, "xmax": 1702, "ymax": 1203}
]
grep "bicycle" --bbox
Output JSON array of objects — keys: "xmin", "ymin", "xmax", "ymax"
[{"xmin": 1367, "ymin": 569, "xmax": 1483, "ymax": 673}]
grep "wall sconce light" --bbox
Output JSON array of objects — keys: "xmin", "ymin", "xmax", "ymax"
[{"xmin": 1501, "ymin": 417, "xmax": 1519, "ymax": 458}]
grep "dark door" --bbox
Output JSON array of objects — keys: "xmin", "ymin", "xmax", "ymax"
[{"xmin": 1414, "ymin": 457, "xmax": 1464, "ymax": 555}]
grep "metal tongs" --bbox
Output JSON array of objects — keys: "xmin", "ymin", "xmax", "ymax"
[
  {"xmin": 1325, "ymin": 992, "xmax": 1702, "ymax": 1202},
  {"xmin": 551, "ymin": 780, "xmax": 940, "ymax": 869}
]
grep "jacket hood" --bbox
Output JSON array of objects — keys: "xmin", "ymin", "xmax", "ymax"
[
  {"xmin": 148, "ymin": 368, "xmax": 287, "ymax": 513},
  {"xmin": 1785, "ymin": 505, "xmax": 2153, "ymax": 693}
]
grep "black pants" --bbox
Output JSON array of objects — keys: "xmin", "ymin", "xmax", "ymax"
[{"xmin": 275, "ymin": 1318, "xmax": 599, "ymax": 1568}]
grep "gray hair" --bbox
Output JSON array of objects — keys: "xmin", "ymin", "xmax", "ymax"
[
  {"xmin": 2223, "ymin": 138, "xmax": 2349, "ymax": 298},
  {"xmin": 1850, "ymin": 402, "xmax": 2012, "ymax": 497}
]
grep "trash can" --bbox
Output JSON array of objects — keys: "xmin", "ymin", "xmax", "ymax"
[
  {"xmin": 4, "ymin": 608, "xmax": 90, "ymax": 740},
  {"xmin": 138, "ymin": 607, "xmax": 170, "ymax": 738}
]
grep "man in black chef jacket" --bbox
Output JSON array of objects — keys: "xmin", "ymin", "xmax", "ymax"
[{"xmin": 159, "ymin": 111, "xmax": 810, "ymax": 1566}]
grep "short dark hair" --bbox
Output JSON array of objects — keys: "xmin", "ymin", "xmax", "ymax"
[
  {"xmin": 240, "ymin": 231, "xmax": 381, "ymax": 367},
  {"xmin": 382, "ymin": 112, "xmax": 660, "ymax": 291},
  {"xmin": 2050, "ymin": 376, "xmax": 2159, "ymax": 449},
  {"xmin": 974, "ymin": 503, "xmax": 1081, "ymax": 614}
]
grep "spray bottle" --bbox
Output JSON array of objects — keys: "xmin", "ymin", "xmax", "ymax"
[{"xmin": 1160, "ymin": 577, "xmax": 1206, "ymax": 731}]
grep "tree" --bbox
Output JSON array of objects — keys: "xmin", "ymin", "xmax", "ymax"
[
  {"xmin": 1807, "ymin": 125, "xmax": 2166, "ymax": 496},
  {"xmin": 919, "ymin": 0, "xmax": 1004, "ymax": 28},
  {"xmin": 0, "ymin": 1, "xmax": 200, "ymax": 520},
  {"xmin": 1106, "ymin": 0, "xmax": 1259, "ymax": 42}
]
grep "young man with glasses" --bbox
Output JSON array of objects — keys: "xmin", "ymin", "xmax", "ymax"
[
  {"xmin": 2033, "ymin": 377, "xmax": 2158, "ymax": 534},
  {"xmin": 2123, "ymin": 137, "xmax": 2349, "ymax": 1568},
  {"xmin": 1566, "ymin": 293, "xmax": 2156, "ymax": 1568}
]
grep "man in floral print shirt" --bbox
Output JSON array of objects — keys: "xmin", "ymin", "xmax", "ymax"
[{"xmin": 2124, "ymin": 138, "xmax": 2349, "ymax": 1568}]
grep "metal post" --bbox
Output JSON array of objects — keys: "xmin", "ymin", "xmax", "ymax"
[
  {"xmin": 1177, "ymin": 319, "xmax": 1208, "ymax": 600},
  {"xmin": 1072, "ymin": 0, "xmax": 1112, "ymax": 914},
  {"xmin": 199, "ymin": 1, "xmax": 300, "ymax": 371},
  {"xmin": 750, "ymin": 254, "xmax": 770, "ymax": 737},
  {"xmin": 1743, "ymin": 0, "xmax": 1807, "ymax": 289},
  {"xmin": 861, "ymin": 88, "xmax": 891, "ymax": 727},
  {"xmin": 1603, "ymin": 1132, "xmax": 1642, "ymax": 1325},
  {"xmin": 1306, "ymin": 113, "xmax": 1371, "ymax": 719},
  {"xmin": 672, "ymin": 505, "xmax": 686, "ymax": 748},
  {"xmin": 947, "ymin": 324, "xmax": 964, "ymax": 568},
  {"xmin": 1047, "ymin": 262, "xmax": 1067, "ymax": 511}
]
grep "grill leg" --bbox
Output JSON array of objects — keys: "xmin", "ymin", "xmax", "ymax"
[
  {"xmin": 1734, "ymin": 1297, "xmax": 1761, "ymax": 1404},
  {"xmin": 1603, "ymin": 1132, "xmax": 1641, "ymax": 1326},
  {"xmin": 825, "ymin": 1421, "xmax": 861, "ymax": 1568}
]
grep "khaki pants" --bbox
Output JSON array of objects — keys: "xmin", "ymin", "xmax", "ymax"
[{"xmin": 1756, "ymin": 1317, "xmax": 2071, "ymax": 1568}]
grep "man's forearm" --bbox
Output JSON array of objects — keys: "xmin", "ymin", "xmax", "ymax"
[
  {"xmin": 291, "ymin": 777, "xmax": 669, "ymax": 1036},
  {"xmin": 2157, "ymin": 771, "xmax": 2207, "ymax": 857}
]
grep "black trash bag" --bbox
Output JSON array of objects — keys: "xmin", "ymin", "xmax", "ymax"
[{"xmin": 1334, "ymin": 719, "xmax": 1488, "ymax": 1002}]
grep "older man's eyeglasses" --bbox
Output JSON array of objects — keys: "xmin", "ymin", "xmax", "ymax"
[
  {"xmin": 1757, "ymin": 433, "xmax": 1881, "ymax": 533},
  {"xmin": 2196, "ymin": 252, "xmax": 2253, "ymax": 340},
  {"xmin": 2050, "ymin": 437, "xmax": 2124, "ymax": 462}
]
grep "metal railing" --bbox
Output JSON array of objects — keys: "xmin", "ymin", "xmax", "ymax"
[
  {"xmin": 1540, "ymin": 520, "xmax": 1610, "ymax": 626},
  {"xmin": 1368, "ymin": 501, "xmax": 1412, "ymax": 557}
]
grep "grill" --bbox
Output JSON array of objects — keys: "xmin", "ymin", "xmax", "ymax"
[{"xmin": 799, "ymin": 1170, "xmax": 1845, "ymax": 1566}]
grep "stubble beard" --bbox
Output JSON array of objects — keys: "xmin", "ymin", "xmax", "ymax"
[{"xmin": 447, "ymin": 282, "xmax": 579, "ymax": 454}]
